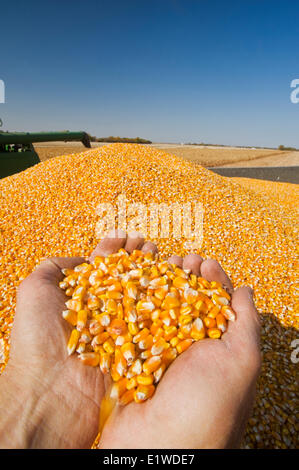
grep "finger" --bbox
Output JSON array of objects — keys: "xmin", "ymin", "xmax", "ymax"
[
  {"xmin": 141, "ymin": 241, "xmax": 158, "ymax": 255},
  {"xmin": 124, "ymin": 231, "xmax": 145, "ymax": 253},
  {"xmin": 182, "ymin": 254, "xmax": 203, "ymax": 276},
  {"xmin": 32, "ymin": 256, "xmax": 86, "ymax": 283},
  {"xmin": 200, "ymin": 259, "xmax": 233, "ymax": 294},
  {"xmin": 168, "ymin": 255, "xmax": 183, "ymax": 268},
  {"xmin": 222, "ymin": 287, "xmax": 261, "ymax": 354},
  {"xmin": 89, "ymin": 230, "xmax": 127, "ymax": 262}
]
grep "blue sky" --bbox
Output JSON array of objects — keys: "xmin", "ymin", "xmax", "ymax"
[{"xmin": 0, "ymin": 0, "xmax": 298, "ymax": 147}]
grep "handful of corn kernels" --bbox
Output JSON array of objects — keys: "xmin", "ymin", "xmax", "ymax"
[{"xmin": 60, "ymin": 248, "xmax": 235, "ymax": 405}]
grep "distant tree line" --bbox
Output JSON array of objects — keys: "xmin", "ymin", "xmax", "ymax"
[
  {"xmin": 278, "ymin": 144, "xmax": 297, "ymax": 151},
  {"xmin": 88, "ymin": 135, "xmax": 152, "ymax": 144},
  {"xmin": 185, "ymin": 141, "xmax": 298, "ymax": 151}
]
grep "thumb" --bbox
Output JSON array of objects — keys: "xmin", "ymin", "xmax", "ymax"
[{"xmin": 222, "ymin": 286, "xmax": 261, "ymax": 358}]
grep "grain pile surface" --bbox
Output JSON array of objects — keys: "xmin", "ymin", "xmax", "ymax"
[{"xmin": 0, "ymin": 143, "xmax": 298, "ymax": 448}]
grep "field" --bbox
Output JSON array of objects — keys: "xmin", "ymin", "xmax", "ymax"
[
  {"xmin": 0, "ymin": 143, "xmax": 298, "ymax": 449},
  {"xmin": 34, "ymin": 142, "xmax": 299, "ymax": 167}
]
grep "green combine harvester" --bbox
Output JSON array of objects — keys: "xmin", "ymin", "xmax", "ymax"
[{"xmin": 0, "ymin": 130, "xmax": 91, "ymax": 179}]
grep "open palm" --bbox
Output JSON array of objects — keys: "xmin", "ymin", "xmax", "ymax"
[{"xmin": 4, "ymin": 231, "xmax": 260, "ymax": 448}]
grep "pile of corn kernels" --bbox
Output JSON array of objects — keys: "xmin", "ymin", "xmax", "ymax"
[
  {"xmin": 61, "ymin": 249, "xmax": 235, "ymax": 405},
  {"xmin": 0, "ymin": 144, "xmax": 298, "ymax": 448}
]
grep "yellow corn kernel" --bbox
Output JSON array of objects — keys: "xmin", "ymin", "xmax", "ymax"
[
  {"xmin": 133, "ymin": 327, "xmax": 150, "ymax": 343},
  {"xmin": 137, "ymin": 373, "xmax": 154, "ymax": 385},
  {"xmin": 139, "ymin": 334, "xmax": 154, "ymax": 351},
  {"xmin": 143, "ymin": 356, "xmax": 162, "ymax": 375},
  {"xmin": 79, "ymin": 352, "xmax": 100, "ymax": 367},
  {"xmin": 65, "ymin": 299, "xmax": 83, "ymax": 312},
  {"xmin": 121, "ymin": 342, "xmax": 135, "ymax": 364},
  {"xmin": 134, "ymin": 384, "xmax": 155, "ymax": 403},
  {"xmin": 162, "ymin": 293, "xmax": 180, "ymax": 309},
  {"xmin": 151, "ymin": 337, "xmax": 169, "ymax": 355},
  {"xmin": 103, "ymin": 338, "xmax": 115, "ymax": 354},
  {"xmin": 127, "ymin": 358, "xmax": 143, "ymax": 378},
  {"xmin": 176, "ymin": 338, "xmax": 193, "ymax": 354},
  {"xmin": 184, "ymin": 288, "xmax": 199, "ymax": 304},
  {"xmin": 110, "ymin": 377, "xmax": 128, "ymax": 400},
  {"xmin": 100, "ymin": 352, "xmax": 111, "ymax": 374},
  {"xmin": 107, "ymin": 319, "xmax": 127, "ymax": 336},
  {"xmin": 178, "ymin": 314, "xmax": 193, "ymax": 326},
  {"xmin": 115, "ymin": 348, "xmax": 127, "ymax": 377},
  {"xmin": 153, "ymin": 363, "xmax": 166, "ymax": 383},
  {"xmin": 207, "ymin": 304, "xmax": 221, "ymax": 319},
  {"xmin": 128, "ymin": 321, "xmax": 139, "ymax": 336},
  {"xmin": 110, "ymin": 363, "xmax": 121, "ymax": 382},
  {"xmin": 163, "ymin": 325, "xmax": 177, "ymax": 341},
  {"xmin": 81, "ymin": 329, "xmax": 92, "ymax": 345},
  {"xmin": 170, "ymin": 336, "xmax": 180, "ymax": 347},
  {"xmin": 77, "ymin": 309, "xmax": 88, "ymax": 331},
  {"xmin": 212, "ymin": 293, "xmax": 229, "ymax": 306},
  {"xmin": 67, "ymin": 329, "xmax": 80, "ymax": 355},
  {"xmin": 126, "ymin": 281, "xmax": 138, "ymax": 299},
  {"xmin": 191, "ymin": 318, "xmax": 206, "ymax": 340},
  {"xmin": 207, "ymin": 327, "xmax": 222, "ymax": 339},
  {"xmin": 221, "ymin": 306, "xmax": 236, "ymax": 321},
  {"xmin": 119, "ymin": 389, "xmax": 135, "ymax": 405},
  {"xmin": 93, "ymin": 331, "xmax": 109, "ymax": 345},
  {"xmin": 173, "ymin": 276, "xmax": 189, "ymax": 290},
  {"xmin": 216, "ymin": 313, "xmax": 227, "ymax": 332},
  {"xmin": 89, "ymin": 319, "xmax": 103, "ymax": 335},
  {"xmin": 62, "ymin": 309, "xmax": 77, "ymax": 326},
  {"xmin": 76, "ymin": 341, "xmax": 86, "ymax": 354},
  {"xmin": 204, "ymin": 316, "xmax": 216, "ymax": 329},
  {"xmin": 126, "ymin": 376, "xmax": 138, "ymax": 390}
]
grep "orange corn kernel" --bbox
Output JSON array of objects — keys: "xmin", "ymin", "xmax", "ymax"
[
  {"xmin": 133, "ymin": 327, "xmax": 149, "ymax": 343},
  {"xmin": 191, "ymin": 318, "xmax": 206, "ymax": 340},
  {"xmin": 121, "ymin": 342, "xmax": 136, "ymax": 364},
  {"xmin": 77, "ymin": 309, "xmax": 88, "ymax": 331},
  {"xmin": 62, "ymin": 309, "xmax": 77, "ymax": 326},
  {"xmin": 137, "ymin": 373, "xmax": 154, "ymax": 385},
  {"xmin": 79, "ymin": 352, "xmax": 100, "ymax": 367},
  {"xmin": 103, "ymin": 338, "xmax": 115, "ymax": 354},
  {"xmin": 143, "ymin": 356, "xmax": 162, "ymax": 375},
  {"xmin": 119, "ymin": 389, "xmax": 135, "ymax": 405},
  {"xmin": 110, "ymin": 377, "xmax": 128, "ymax": 400},
  {"xmin": 207, "ymin": 327, "xmax": 222, "ymax": 339},
  {"xmin": 100, "ymin": 352, "xmax": 111, "ymax": 374},
  {"xmin": 221, "ymin": 306, "xmax": 236, "ymax": 321},
  {"xmin": 176, "ymin": 338, "xmax": 193, "ymax": 354},
  {"xmin": 67, "ymin": 329, "xmax": 80, "ymax": 355},
  {"xmin": 216, "ymin": 313, "xmax": 227, "ymax": 332},
  {"xmin": 126, "ymin": 376, "xmax": 138, "ymax": 390},
  {"xmin": 107, "ymin": 319, "xmax": 127, "ymax": 336},
  {"xmin": 204, "ymin": 316, "xmax": 216, "ymax": 329},
  {"xmin": 134, "ymin": 384, "xmax": 155, "ymax": 403}
]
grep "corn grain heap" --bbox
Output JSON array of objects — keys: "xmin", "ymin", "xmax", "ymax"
[
  {"xmin": 61, "ymin": 249, "xmax": 235, "ymax": 405},
  {"xmin": 0, "ymin": 144, "xmax": 298, "ymax": 448}
]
